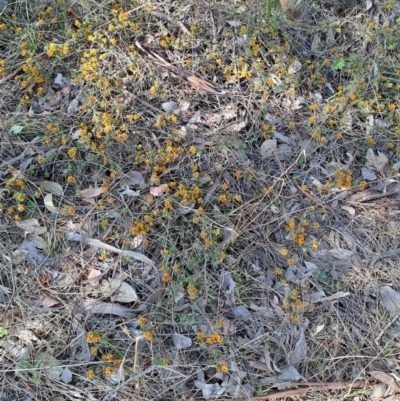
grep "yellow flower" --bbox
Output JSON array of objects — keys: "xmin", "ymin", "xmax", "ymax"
[
  {"xmin": 86, "ymin": 331, "xmax": 101, "ymax": 343},
  {"xmin": 216, "ymin": 362, "xmax": 228, "ymax": 373},
  {"xmin": 187, "ymin": 283, "xmax": 199, "ymax": 300},
  {"xmin": 138, "ymin": 316, "xmax": 147, "ymax": 327},
  {"xmin": 86, "ymin": 369, "xmax": 95, "ymax": 379},
  {"xmin": 280, "ymin": 247, "xmax": 289, "ymax": 257},
  {"xmin": 308, "ymin": 115, "xmax": 317, "ymax": 124},
  {"xmin": 206, "ymin": 333, "xmax": 223, "ymax": 345},
  {"xmin": 60, "ymin": 45, "xmax": 69, "ymax": 55},
  {"xmin": 162, "ymin": 272, "xmax": 171, "ymax": 283},
  {"xmin": 67, "ymin": 175, "xmax": 76, "ymax": 184},
  {"xmin": 288, "ymin": 218, "xmax": 296, "ymax": 230},
  {"xmin": 287, "ymin": 257, "xmax": 295, "ymax": 265},
  {"xmin": 102, "ymin": 353, "xmax": 114, "ymax": 361},
  {"xmin": 47, "ymin": 42, "xmax": 57, "ymax": 57},
  {"xmin": 68, "ymin": 148, "xmax": 77, "ymax": 158},
  {"xmin": 197, "ymin": 332, "xmax": 206, "ymax": 344},
  {"xmin": 290, "ymin": 313, "xmax": 299, "ymax": 324},
  {"xmin": 143, "ymin": 331, "xmax": 153, "ymax": 341},
  {"xmin": 103, "ymin": 366, "xmax": 114, "ymax": 376},
  {"xmin": 295, "ymin": 234, "xmax": 305, "ymax": 246}
]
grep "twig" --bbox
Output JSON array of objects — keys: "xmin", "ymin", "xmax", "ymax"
[
  {"xmin": 83, "ymin": 237, "xmax": 155, "ymax": 267},
  {"xmin": 240, "ymin": 381, "xmax": 366, "ymax": 401},
  {"xmin": 202, "ymin": 165, "xmax": 231, "ymax": 207}
]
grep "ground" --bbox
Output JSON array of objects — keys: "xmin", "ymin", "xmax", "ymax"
[{"xmin": 1, "ymin": 0, "xmax": 400, "ymax": 400}]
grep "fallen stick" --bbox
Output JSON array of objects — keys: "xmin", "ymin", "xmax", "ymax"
[{"xmin": 241, "ymin": 381, "xmax": 367, "ymax": 400}]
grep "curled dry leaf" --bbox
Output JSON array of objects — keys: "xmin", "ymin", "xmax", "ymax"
[
  {"xmin": 35, "ymin": 180, "xmax": 64, "ymax": 197},
  {"xmin": 80, "ymin": 186, "xmax": 105, "ymax": 198},
  {"xmin": 12, "ymin": 249, "xmax": 28, "ymax": 264},
  {"xmin": 131, "ymin": 235, "xmax": 144, "ymax": 249},
  {"xmin": 113, "ymin": 281, "xmax": 139, "ymax": 303},
  {"xmin": 328, "ymin": 248, "xmax": 353, "ymax": 260},
  {"xmin": 361, "ymin": 167, "xmax": 377, "ymax": 181},
  {"xmin": 365, "ymin": 148, "xmax": 388, "ymax": 172},
  {"xmin": 15, "ymin": 219, "xmax": 47, "ymax": 235},
  {"xmin": 260, "ymin": 139, "xmax": 277, "ymax": 159},
  {"xmin": 172, "ymin": 333, "xmax": 192, "ymax": 349},
  {"xmin": 44, "ymin": 193, "xmax": 59, "ymax": 213},
  {"xmin": 287, "ymin": 331, "xmax": 307, "ymax": 369},
  {"xmin": 67, "ymin": 98, "xmax": 79, "ymax": 115},
  {"xmin": 87, "ymin": 268, "xmax": 102, "ymax": 287},
  {"xmin": 82, "ymin": 197, "xmax": 97, "ymax": 206},
  {"xmin": 120, "ymin": 187, "xmax": 140, "ymax": 197},
  {"xmin": 80, "ymin": 299, "xmax": 136, "ymax": 318},
  {"xmin": 380, "ymin": 286, "xmax": 400, "ymax": 315},
  {"xmin": 269, "ymin": 299, "xmax": 285, "ymax": 316},
  {"xmin": 149, "ymin": 184, "xmax": 168, "ymax": 196},
  {"xmin": 370, "ymin": 371, "xmax": 400, "ymax": 393},
  {"xmin": 42, "ymin": 296, "xmax": 60, "ymax": 308},
  {"xmin": 194, "ymin": 381, "xmax": 226, "ymax": 400},
  {"xmin": 341, "ymin": 205, "xmax": 356, "ymax": 216}
]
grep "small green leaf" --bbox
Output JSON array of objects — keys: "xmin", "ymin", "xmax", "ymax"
[
  {"xmin": 26, "ymin": 200, "xmax": 36, "ymax": 212},
  {"xmin": 334, "ymin": 57, "xmax": 346, "ymax": 70},
  {"xmin": 10, "ymin": 125, "xmax": 24, "ymax": 134},
  {"xmin": 0, "ymin": 328, "xmax": 8, "ymax": 338},
  {"xmin": 316, "ymin": 270, "xmax": 328, "ymax": 284},
  {"xmin": 18, "ymin": 360, "xmax": 34, "ymax": 369}
]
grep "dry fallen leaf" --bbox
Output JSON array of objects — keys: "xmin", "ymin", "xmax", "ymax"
[
  {"xmin": 287, "ymin": 331, "xmax": 307, "ymax": 369},
  {"xmin": 149, "ymin": 184, "xmax": 168, "ymax": 196},
  {"xmin": 87, "ymin": 268, "xmax": 102, "ymax": 287},
  {"xmin": 44, "ymin": 193, "xmax": 59, "ymax": 213},
  {"xmin": 42, "ymin": 296, "xmax": 60, "ymax": 308},
  {"xmin": 15, "ymin": 219, "xmax": 47, "ymax": 235},
  {"xmin": 80, "ymin": 187, "xmax": 105, "ymax": 198},
  {"xmin": 82, "ymin": 197, "xmax": 97, "ymax": 206},
  {"xmin": 80, "ymin": 299, "xmax": 136, "ymax": 318},
  {"xmin": 341, "ymin": 205, "xmax": 356, "ymax": 216},
  {"xmin": 380, "ymin": 286, "xmax": 400, "ymax": 315},
  {"xmin": 370, "ymin": 370, "xmax": 400, "ymax": 393},
  {"xmin": 35, "ymin": 180, "xmax": 64, "ymax": 197},
  {"xmin": 269, "ymin": 299, "xmax": 285, "ymax": 316},
  {"xmin": 260, "ymin": 139, "xmax": 277, "ymax": 159},
  {"xmin": 172, "ymin": 333, "xmax": 192, "ymax": 349},
  {"xmin": 365, "ymin": 148, "xmax": 388, "ymax": 172}
]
